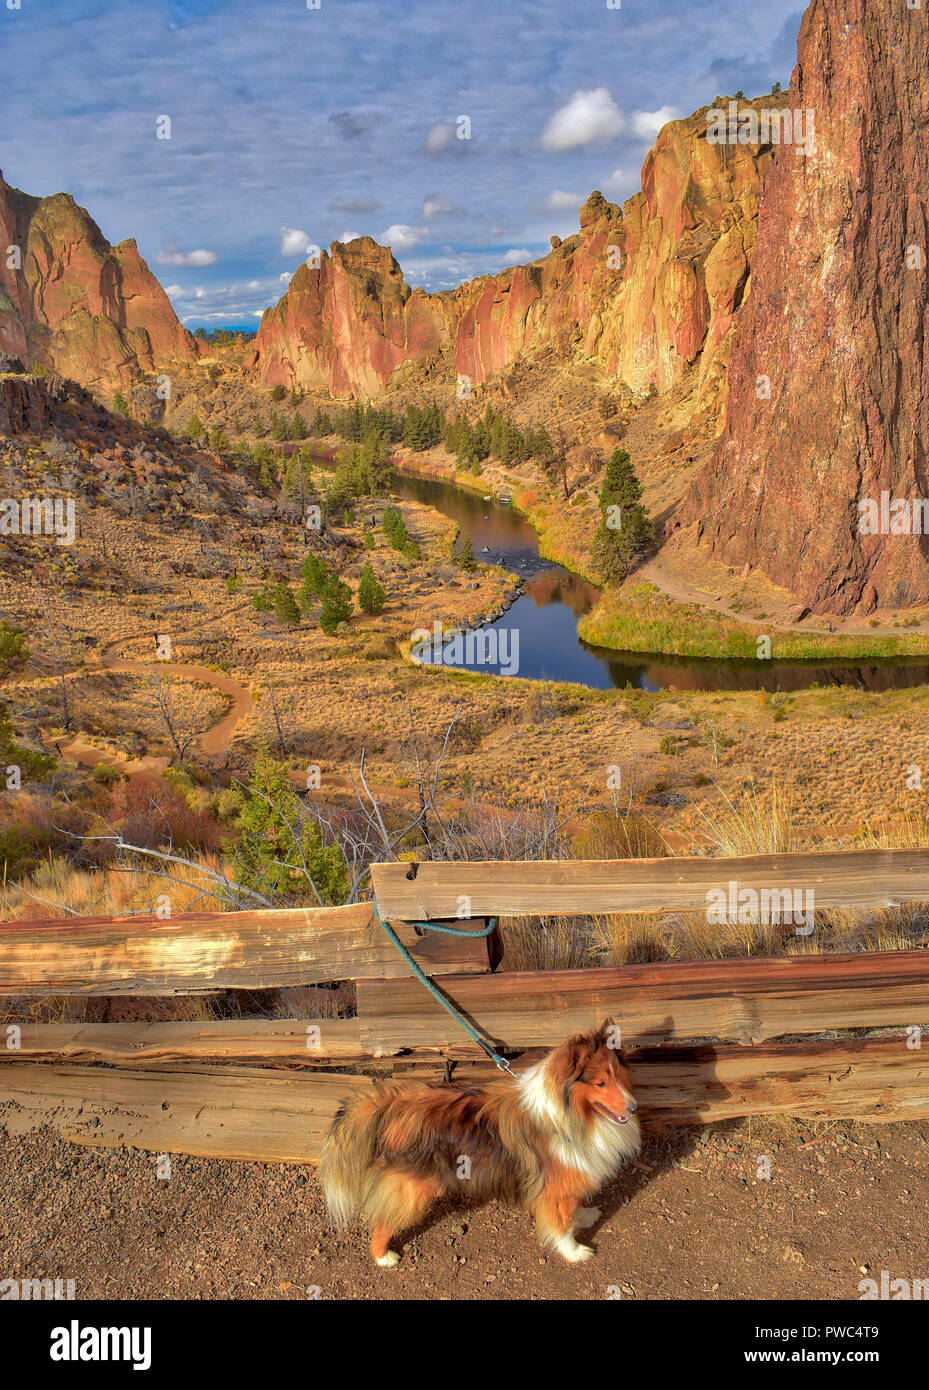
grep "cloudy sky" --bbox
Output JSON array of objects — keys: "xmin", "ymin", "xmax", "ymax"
[{"xmin": 0, "ymin": 0, "xmax": 804, "ymax": 329}]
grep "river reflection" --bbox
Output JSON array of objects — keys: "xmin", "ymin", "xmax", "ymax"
[{"xmin": 387, "ymin": 470, "xmax": 929, "ymax": 693}]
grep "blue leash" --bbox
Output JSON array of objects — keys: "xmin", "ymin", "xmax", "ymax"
[{"xmin": 370, "ymin": 893, "xmax": 516, "ymax": 1075}]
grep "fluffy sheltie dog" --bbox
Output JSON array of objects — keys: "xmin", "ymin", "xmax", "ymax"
[{"xmin": 319, "ymin": 1019, "xmax": 640, "ymax": 1266}]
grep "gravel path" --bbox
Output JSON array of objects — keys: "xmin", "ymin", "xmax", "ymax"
[{"xmin": 2, "ymin": 1117, "xmax": 927, "ymax": 1300}]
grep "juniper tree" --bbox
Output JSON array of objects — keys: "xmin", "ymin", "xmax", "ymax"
[
  {"xmin": 319, "ymin": 575, "xmax": 353, "ymax": 635},
  {"xmin": 592, "ymin": 447, "xmax": 656, "ymax": 583},
  {"xmin": 230, "ymin": 746, "xmax": 347, "ymax": 903},
  {"xmin": 357, "ymin": 561, "xmax": 386, "ymax": 614},
  {"xmin": 273, "ymin": 581, "xmax": 301, "ymax": 626}
]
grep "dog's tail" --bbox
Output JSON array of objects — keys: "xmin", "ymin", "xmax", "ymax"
[{"xmin": 319, "ymin": 1089, "xmax": 384, "ymax": 1228}]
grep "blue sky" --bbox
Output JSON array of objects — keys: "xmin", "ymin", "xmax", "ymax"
[{"xmin": 0, "ymin": 0, "xmax": 804, "ymax": 329}]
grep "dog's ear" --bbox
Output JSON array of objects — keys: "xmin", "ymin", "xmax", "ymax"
[
  {"xmin": 551, "ymin": 1032, "xmax": 593, "ymax": 1084},
  {"xmin": 597, "ymin": 1017, "xmax": 622, "ymax": 1054}
]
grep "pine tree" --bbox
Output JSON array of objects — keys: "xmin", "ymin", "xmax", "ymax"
[
  {"xmin": 592, "ymin": 447, "xmax": 656, "ymax": 583},
  {"xmin": 319, "ymin": 575, "xmax": 353, "ymax": 634},
  {"xmin": 382, "ymin": 506, "xmax": 407, "ymax": 549},
  {"xmin": 357, "ymin": 562, "xmax": 386, "ymax": 614},
  {"xmin": 229, "ymin": 746, "xmax": 347, "ymax": 902},
  {"xmin": 283, "ymin": 448, "xmax": 314, "ymax": 507},
  {"xmin": 186, "ymin": 414, "xmax": 204, "ymax": 440},
  {"xmin": 455, "ymin": 531, "xmax": 477, "ymax": 571},
  {"xmin": 292, "ymin": 411, "xmax": 308, "ymax": 440},
  {"xmin": 300, "ymin": 551, "xmax": 330, "ymax": 601},
  {"xmin": 273, "ymin": 582, "xmax": 301, "ymax": 626}
]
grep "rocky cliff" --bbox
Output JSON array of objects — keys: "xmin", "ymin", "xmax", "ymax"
[
  {"xmin": 0, "ymin": 171, "xmax": 197, "ymax": 391},
  {"xmin": 255, "ymin": 99, "xmax": 783, "ymax": 417},
  {"xmin": 687, "ymin": 0, "xmax": 929, "ymax": 615}
]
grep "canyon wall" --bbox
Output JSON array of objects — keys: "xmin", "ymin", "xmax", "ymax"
[
  {"xmin": 687, "ymin": 0, "xmax": 929, "ymax": 614},
  {"xmin": 255, "ymin": 99, "xmax": 783, "ymax": 417},
  {"xmin": 0, "ymin": 171, "xmax": 197, "ymax": 391}
]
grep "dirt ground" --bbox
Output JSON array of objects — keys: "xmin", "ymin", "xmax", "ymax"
[{"xmin": 2, "ymin": 1116, "xmax": 926, "ymax": 1301}]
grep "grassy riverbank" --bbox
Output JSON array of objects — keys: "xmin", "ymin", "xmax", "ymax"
[
  {"xmin": 359, "ymin": 443, "xmax": 929, "ymax": 665},
  {"xmin": 580, "ymin": 582, "xmax": 929, "ymax": 660}
]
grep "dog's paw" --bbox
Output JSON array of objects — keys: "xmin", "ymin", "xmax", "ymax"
[
  {"xmin": 564, "ymin": 1242, "xmax": 595, "ymax": 1265},
  {"xmin": 375, "ymin": 1251, "xmax": 401, "ymax": 1268},
  {"xmin": 555, "ymin": 1233, "xmax": 595, "ymax": 1264},
  {"xmin": 574, "ymin": 1206, "xmax": 601, "ymax": 1229}
]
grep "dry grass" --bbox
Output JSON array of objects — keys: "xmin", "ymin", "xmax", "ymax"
[
  {"xmin": 0, "ymin": 852, "xmax": 232, "ymax": 923},
  {"xmin": 693, "ymin": 780, "xmax": 803, "ymax": 857},
  {"xmin": 592, "ymin": 785, "xmax": 929, "ymax": 965},
  {"xmin": 0, "ymin": 854, "xmax": 234, "ymax": 1028}
]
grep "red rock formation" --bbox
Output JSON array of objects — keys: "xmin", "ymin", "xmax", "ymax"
[
  {"xmin": 0, "ymin": 370, "xmax": 94, "ymax": 435},
  {"xmin": 687, "ymin": 0, "xmax": 929, "ymax": 614},
  {"xmin": 256, "ymin": 237, "xmax": 445, "ymax": 398},
  {"xmin": 255, "ymin": 102, "xmax": 780, "ymax": 411},
  {"xmin": 0, "ymin": 171, "xmax": 197, "ymax": 390}
]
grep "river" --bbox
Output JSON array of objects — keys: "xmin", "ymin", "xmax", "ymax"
[{"xmin": 363, "ymin": 469, "xmax": 929, "ymax": 693}]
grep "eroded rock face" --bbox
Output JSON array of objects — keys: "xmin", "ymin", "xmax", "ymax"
[
  {"xmin": 255, "ymin": 104, "xmax": 779, "ymax": 414},
  {"xmin": 0, "ymin": 171, "xmax": 197, "ymax": 390},
  {"xmin": 0, "ymin": 371, "xmax": 92, "ymax": 435},
  {"xmin": 256, "ymin": 237, "xmax": 445, "ymax": 398},
  {"xmin": 687, "ymin": 0, "xmax": 929, "ymax": 615}
]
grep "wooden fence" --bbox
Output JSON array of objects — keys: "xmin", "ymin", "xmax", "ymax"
[{"xmin": 1, "ymin": 848, "xmax": 928, "ymax": 1165}]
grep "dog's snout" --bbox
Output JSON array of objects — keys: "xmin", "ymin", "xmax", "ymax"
[{"xmin": 627, "ymin": 1099, "xmax": 638, "ymax": 1115}]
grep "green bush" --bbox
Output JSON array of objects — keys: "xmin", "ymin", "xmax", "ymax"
[
  {"xmin": 0, "ymin": 621, "xmax": 28, "ymax": 675},
  {"xmin": 91, "ymin": 761, "xmax": 122, "ymax": 785},
  {"xmin": 319, "ymin": 577, "xmax": 353, "ymax": 635},
  {"xmin": 273, "ymin": 582, "xmax": 301, "ymax": 626},
  {"xmin": 357, "ymin": 562, "xmax": 386, "ymax": 615},
  {"xmin": 227, "ymin": 748, "xmax": 347, "ymax": 902}
]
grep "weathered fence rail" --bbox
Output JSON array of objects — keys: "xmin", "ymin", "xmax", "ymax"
[
  {"xmin": 1, "ymin": 849, "xmax": 928, "ymax": 1163},
  {"xmin": 0, "ymin": 904, "xmax": 489, "ymax": 996},
  {"xmin": 369, "ymin": 848, "xmax": 929, "ymax": 918}
]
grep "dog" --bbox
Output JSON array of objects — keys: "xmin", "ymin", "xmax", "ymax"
[{"xmin": 319, "ymin": 1019, "xmax": 640, "ymax": 1266}]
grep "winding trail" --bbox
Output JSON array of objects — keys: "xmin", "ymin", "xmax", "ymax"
[{"xmin": 52, "ymin": 611, "xmax": 255, "ymax": 780}]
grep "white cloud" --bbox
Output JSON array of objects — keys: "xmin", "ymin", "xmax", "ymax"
[
  {"xmin": 280, "ymin": 226, "xmax": 316, "ymax": 257},
  {"xmin": 164, "ymin": 284, "xmax": 183, "ymax": 297},
  {"xmin": 157, "ymin": 246, "xmax": 217, "ymax": 267},
  {"xmin": 541, "ymin": 88, "xmax": 625, "ymax": 151},
  {"xmin": 381, "ymin": 223, "xmax": 427, "ymax": 253},
  {"xmin": 279, "ymin": 272, "xmax": 292, "ymax": 283},
  {"xmin": 632, "ymin": 105, "xmax": 682, "ymax": 141},
  {"xmin": 340, "ymin": 230, "xmax": 363, "ymax": 243},
  {"xmin": 424, "ymin": 122, "xmax": 454, "ymax": 155},
  {"xmin": 500, "ymin": 248, "xmax": 530, "ymax": 267},
  {"xmin": 421, "ymin": 193, "xmax": 455, "ymax": 220},
  {"xmin": 544, "ymin": 190, "xmax": 582, "ymax": 211},
  {"xmin": 603, "ymin": 168, "xmax": 640, "ymax": 197}
]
